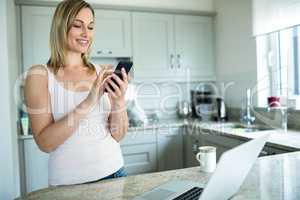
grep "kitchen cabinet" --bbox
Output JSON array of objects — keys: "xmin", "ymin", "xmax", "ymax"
[
  {"xmin": 132, "ymin": 12, "xmax": 215, "ymax": 82},
  {"xmin": 120, "ymin": 129, "xmax": 158, "ymax": 175},
  {"xmin": 175, "ymin": 16, "xmax": 215, "ymax": 80},
  {"xmin": 132, "ymin": 13, "xmax": 175, "ymax": 81},
  {"xmin": 19, "ymin": 138, "xmax": 49, "ymax": 194},
  {"xmin": 91, "ymin": 10, "xmax": 132, "ymax": 58},
  {"xmin": 157, "ymin": 127, "xmax": 183, "ymax": 171},
  {"xmin": 184, "ymin": 130, "xmax": 244, "ymax": 165},
  {"xmin": 183, "ymin": 130, "xmax": 200, "ymax": 167},
  {"xmin": 200, "ymin": 134, "xmax": 244, "ymax": 161},
  {"xmin": 21, "ymin": 6, "xmax": 214, "ymax": 78},
  {"xmin": 185, "ymin": 129, "xmax": 297, "ymax": 165},
  {"xmin": 21, "ymin": 6, "xmax": 132, "ymax": 72},
  {"xmin": 21, "ymin": 6, "xmax": 55, "ymax": 72}
]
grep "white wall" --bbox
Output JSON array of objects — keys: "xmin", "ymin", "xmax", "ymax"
[
  {"xmin": 8, "ymin": 0, "xmax": 22, "ymax": 197},
  {"xmin": 134, "ymin": 81, "xmax": 212, "ymax": 119},
  {"xmin": 24, "ymin": 0, "xmax": 215, "ymax": 11},
  {"xmin": 253, "ymin": 0, "xmax": 300, "ymax": 36},
  {"xmin": 214, "ymin": 0, "xmax": 257, "ymax": 108},
  {"xmin": 0, "ymin": 0, "xmax": 19, "ymax": 199}
]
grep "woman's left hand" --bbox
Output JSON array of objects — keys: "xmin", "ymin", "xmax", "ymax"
[{"xmin": 104, "ymin": 67, "xmax": 128, "ymax": 106}]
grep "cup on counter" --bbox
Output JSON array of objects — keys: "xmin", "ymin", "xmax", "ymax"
[{"xmin": 196, "ymin": 146, "xmax": 216, "ymax": 173}]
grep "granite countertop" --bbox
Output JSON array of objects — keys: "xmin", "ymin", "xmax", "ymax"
[
  {"xmin": 127, "ymin": 118, "xmax": 188, "ymax": 131},
  {"xmin": 17, "ymin": 151, "xmax": 300, "ymax": 200},
  {"xmin": 128, "ymin": 118, "xmax": 300, "ymax": 150},
  {"xmin": 187, "ymin": 119, "xmax": 300, "ymax": 150},
  {"xmin": 19, "ymin": 118, "xmax": 300, "ymax": 150}
]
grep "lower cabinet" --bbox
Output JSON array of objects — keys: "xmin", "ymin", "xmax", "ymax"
[
  {"xmin": 157, "ymin": 127, "xmax": 183, "ymax": 171},
  {"xmin": 19, "ymin": 138, "xmax": 49, "ymax": 194},
  {"xmin": 120, "ymin": 127, "xmax": 184, "ymax": 174},
  {"xmin": 21, "ymin": 125, "xmax": 297, "ymax": 195},
  {"xmin": 200, "ymin": 134, "xmax": 244, "ymax": 161},
  {"xmin": 120, "ymin": 129, "xmax": 157, "ymax": 175},
  {"xmin": 184, "ymin": 131, "xmax": 245, "ymax": 167},
  {"xmin": 183, "ymin": 129, "xmax": 199, "ymax": 168},
  {"xmin": 185, "ymin": 131, "xmax": 297, "ymax": 165}
]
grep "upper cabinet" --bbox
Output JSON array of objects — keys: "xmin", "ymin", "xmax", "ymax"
[
  {"xmin": 132, "ymin": 12, "xmax": 215, "ymax": 82},
  {"xmin": 91, "ymin": 10, "xmax": 132, "ymax": 58},
  {"xmin": 21, "ymin": 6, "xmax": 132, "ymax": 72},
  {"xmin": 21, "ymin": 6, "xmax": 55, "ymax": 72},
  {"xmin": 21, "ymin": 6, "xmax": 214, "ymax": 81},
  {"xmin": 132, "ymin": 13, "xmax": 175, "ymax": 81},
  {"xmin": 175, "ymin": 16, "xmax": 215, "ymax": 81}
]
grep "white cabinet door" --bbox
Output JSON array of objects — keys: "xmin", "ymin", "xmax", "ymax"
[
  {"xmin": 175, "ymin": 16, "xmax": 215, "ymax": 81},
  {"xmin": 183, "ymin": 132, "xmax": 200, "ymax": 168},
  {"xmin": 120, "ymin": 130, "xmax": 157, "ymax": 175},
  {"xmin": 91, "ymin": 10, "xmax": 132, "ymax": 58},
  {"xmin": 23, "ymin": 139, "xmax": 49, "ymax": 193},
  {"xmin": 201, "ymin": 134, "xmax": 244, "ymax": 161},
  {"xmin": 21, "ymin": 7, "xmax": 132, "ymax": 72},
  {"xmin": 21, "ymin": 6, "xmax": 54, "ymax": 72},
  {"xmin": 157, "ymin": 127, "xmax": 183, "ymax": 171},
  {"xmin": 132, "ymin": 12, "xmax": 175, "ymax": 81},
  {"xmin": 121, "ymin": 143, "xmax": 157, "ymax": 175},
  {"xmin": 201, "ymin": 137, "xmax": 228, "ymax": 161}
]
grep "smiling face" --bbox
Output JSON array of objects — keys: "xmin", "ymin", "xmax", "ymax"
[{"xmin": 67, "ymin": 7, "xmax": 94, "ymax": 54}]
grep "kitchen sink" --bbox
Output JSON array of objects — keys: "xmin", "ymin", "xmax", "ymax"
[
  {"xmin": 231, "ymin": 124, "xmax": 274, "ymax": 132},
  {"xmin": 219, "ymin": 123, "xmax": 274, "ymax": 132}
]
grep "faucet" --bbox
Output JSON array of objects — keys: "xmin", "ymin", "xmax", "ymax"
[{"xmin": 242, "ymin": 88, "xmax": 255, "ymax": 125}]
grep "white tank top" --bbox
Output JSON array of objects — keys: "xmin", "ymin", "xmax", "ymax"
[{"xmin": 44, "ymin": 64, "xmax": 124, "ymax": 186}]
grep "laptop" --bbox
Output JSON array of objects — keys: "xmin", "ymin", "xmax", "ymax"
[{"xmin": 133, "ymin": 135, "xmax": 269, "ymax": 200}]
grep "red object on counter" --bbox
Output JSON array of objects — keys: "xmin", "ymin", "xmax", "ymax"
[{"xmin": 268, "ymin": 96, "xmax": 281, "ymax": 107}]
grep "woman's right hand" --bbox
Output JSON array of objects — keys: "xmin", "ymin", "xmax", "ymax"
[{"xmin": 85, "ymin": 65, "xmax": 113, "ymax": 107}]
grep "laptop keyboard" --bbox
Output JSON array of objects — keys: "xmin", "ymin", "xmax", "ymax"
[{"xmin": 172, "ymin": 187, "xmax": 203, "ymax": 200}]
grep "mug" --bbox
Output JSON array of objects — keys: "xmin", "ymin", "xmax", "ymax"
[{"xmin": 196, "ymin": 146, "xmax": 216, "ymax": 173}]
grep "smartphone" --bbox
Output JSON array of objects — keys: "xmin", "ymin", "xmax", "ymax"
[{"xmin": 105, "ymin": 61, "xmax": 133, "ymax": 92}]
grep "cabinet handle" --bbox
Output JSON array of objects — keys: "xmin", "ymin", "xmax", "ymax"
[
  {"xmin": 192, "ymin": 143, "xmax": 198, "ymax": 154},
  {"xmin": 177, "ymin": 54, "xmax": 181, "ymax": 69},
  {"xmin": 97, "ymin": 50, "xmax": 103, "ymax": 54},
  {"xmin": 170, "ymin": 54, "xmax": 174, "ymax": 69}
]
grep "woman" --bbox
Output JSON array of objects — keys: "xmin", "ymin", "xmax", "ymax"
[{"xmin": 24, "ymin": 0, "xmax": 128, "ymax": 186}]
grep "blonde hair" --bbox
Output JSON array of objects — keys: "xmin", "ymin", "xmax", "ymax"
[{"xmin": 47, "ymin": 0, "xmax": 95, "ymax": 74}]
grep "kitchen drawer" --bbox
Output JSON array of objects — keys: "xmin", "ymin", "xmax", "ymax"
[
  {"xmin": 121, "ymin": 143, "xmax": 157, "ymax": 175},
  {"xmin": 121, "ymin": 129, "xmax": 157, "ymax": 146}
]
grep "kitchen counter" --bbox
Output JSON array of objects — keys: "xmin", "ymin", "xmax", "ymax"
[
  {"xmin": 18, "ymin": 119, "xmax": 187, "ymax": 140},
  {"xmin": 128, "ymin": 118, "xmax": 300, "ymax": 150},
  {"xmin": 19, "ymin": 118, "xmax": 300, "ymax": 150},
  {"xmin": 188, "ymin": 119, "xmax": 300, "ymax": 151},
  {"xmin": 17, "ymin": 151, "xmax": 300, "ymax": 200}
]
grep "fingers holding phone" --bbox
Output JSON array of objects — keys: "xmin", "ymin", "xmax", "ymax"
[
  {"xmin": 104, "ymin": 60, "xmax": 132, "ymax": 92},
  {"xmin": 105, "ymin": 68, "xmax": 128, "ymax": 100},
  {"xmin": 86, "ymin": 65, "xmax": 113, "ymax": 106}
]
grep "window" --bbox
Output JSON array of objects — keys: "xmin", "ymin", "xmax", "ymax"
[{"xmin": 256, "ymin": 25, "xmax": 300, "ymax": 109}]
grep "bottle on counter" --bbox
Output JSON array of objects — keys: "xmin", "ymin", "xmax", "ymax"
[{"xmin": 19, "ymin": 110, "xmax": 30, "ymax": 135}]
